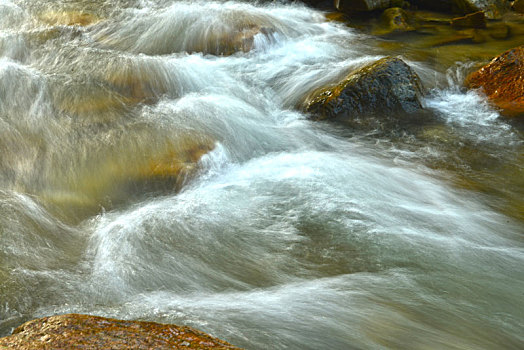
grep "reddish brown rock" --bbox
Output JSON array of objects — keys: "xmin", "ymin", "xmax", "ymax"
[
  {"xmin": 0, "ymin": 314, "xmax": 241, "ymax": 349},
  {"xmin": 465, "ymin": 45, "xmax": 524, "ymax": 117}
]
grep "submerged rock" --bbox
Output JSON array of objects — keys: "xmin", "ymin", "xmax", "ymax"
[
  {"xmin": 39, "ymin": 11, "xmax": 100, "ymax": 26},
  {"xmin": 374, "ymin": 7, "xmax": 417, "ymax": 35},
  {"xmin": 192, "ymin": 25, "xmax": 271, "ymax": 56},
  {"xmin": 465, "ymin": 45, "xmax": 524, "ymax": 117},
  {"xmin": 487, "ymin": 22, "xmax": 510, "ymax": 39},
  {"xmin": 305, "ymin": 57, "xmax": 425, "ymax": 121},
  {"xmin": 0, "ymin": 314, "xmax": 240, "ymax": 349}
]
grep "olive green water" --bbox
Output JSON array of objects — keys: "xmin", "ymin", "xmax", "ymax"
[{"xmin": 1, "ymin": 1, "xmax": 523, "ymax": 349}]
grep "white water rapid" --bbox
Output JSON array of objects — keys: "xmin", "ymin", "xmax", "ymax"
[{"xmin": 1, "ymin": 0, "xmax": 523, "ymax": 349}]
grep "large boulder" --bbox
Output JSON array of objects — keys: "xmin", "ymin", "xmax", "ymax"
[
  {"xmin": 0, "ymin": 314, "xmax": 240, "ymax": 349},
  {"xmin": 465, "ymin": 45, "xmax": 524, "ymax": 117},
  {"xmin": 305, "ymin": 57, "xmax": 425, "ymax": 121}
]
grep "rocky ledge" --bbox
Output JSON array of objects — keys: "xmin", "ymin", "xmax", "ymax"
[{"xmin": 0, "ymin": 314, "xmax": 241, "ymax": 349}]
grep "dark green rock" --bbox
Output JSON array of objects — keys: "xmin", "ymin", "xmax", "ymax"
[{"xmin": 305, "ymin": 57, "xmax": 424, "ymax": 121}]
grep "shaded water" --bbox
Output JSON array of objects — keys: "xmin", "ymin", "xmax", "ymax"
[{"xmin": 1, "ymin": 0, "xmax": 523, "ymax": 348}]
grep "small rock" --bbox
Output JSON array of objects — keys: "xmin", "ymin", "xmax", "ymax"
[
  {"xmin": 39, "ymin": 334, "xmax": 51, "ymax": 342},
  {"xmin": 374, "ymin": 7, "xmax": 417, "ymax": 35},
  {"xmin": 201, "ymin": 341, "xmax": 218, "ymax": 347}
]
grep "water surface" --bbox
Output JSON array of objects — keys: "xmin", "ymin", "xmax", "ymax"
[{"xmin": 1, "ymin": 1, "xmax": 523, "ymax": 349}]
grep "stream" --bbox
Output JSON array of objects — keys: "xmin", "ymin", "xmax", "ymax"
[{"xmin": 1, "ymin": 0, "xmax": 523, "ymax": 349}]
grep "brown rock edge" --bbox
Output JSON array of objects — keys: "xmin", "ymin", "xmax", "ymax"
[
  {"xmin": 465, "ymin": 45, "xmax": 524, "ymax": 117},
  {"xmin": 0, "ymin": 314, "xmax": 242, "ymax": 349}
]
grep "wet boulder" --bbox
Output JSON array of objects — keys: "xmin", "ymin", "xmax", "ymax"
[
  {"xmin": 305, "ymin": 57, "xmax": 425, "ymax": 121},
  {"xmin": 0, "ymin": 314, "xmax": 240, "ymax": 349},
  {"xmin": 465, "ymin": 45, "xmax": 524, "ymax": 117}
]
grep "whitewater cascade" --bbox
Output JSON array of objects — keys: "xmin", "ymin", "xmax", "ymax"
[{"xmin": 1, "ymin": 1, "xmax": 523, "ymax": 349}]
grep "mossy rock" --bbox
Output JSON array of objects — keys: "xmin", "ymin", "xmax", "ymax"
[
  {"xmin": 374, "ymin": 7, "xmax": 418, "ymax": 35},
  {"xmin": 305, "ymin": 57, "xmax": 425, "ymax": 122}
]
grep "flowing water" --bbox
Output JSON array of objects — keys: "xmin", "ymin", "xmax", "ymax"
[{"xmin": 1, "ymin": 0, "xmax": 523, "ymax": 349}]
